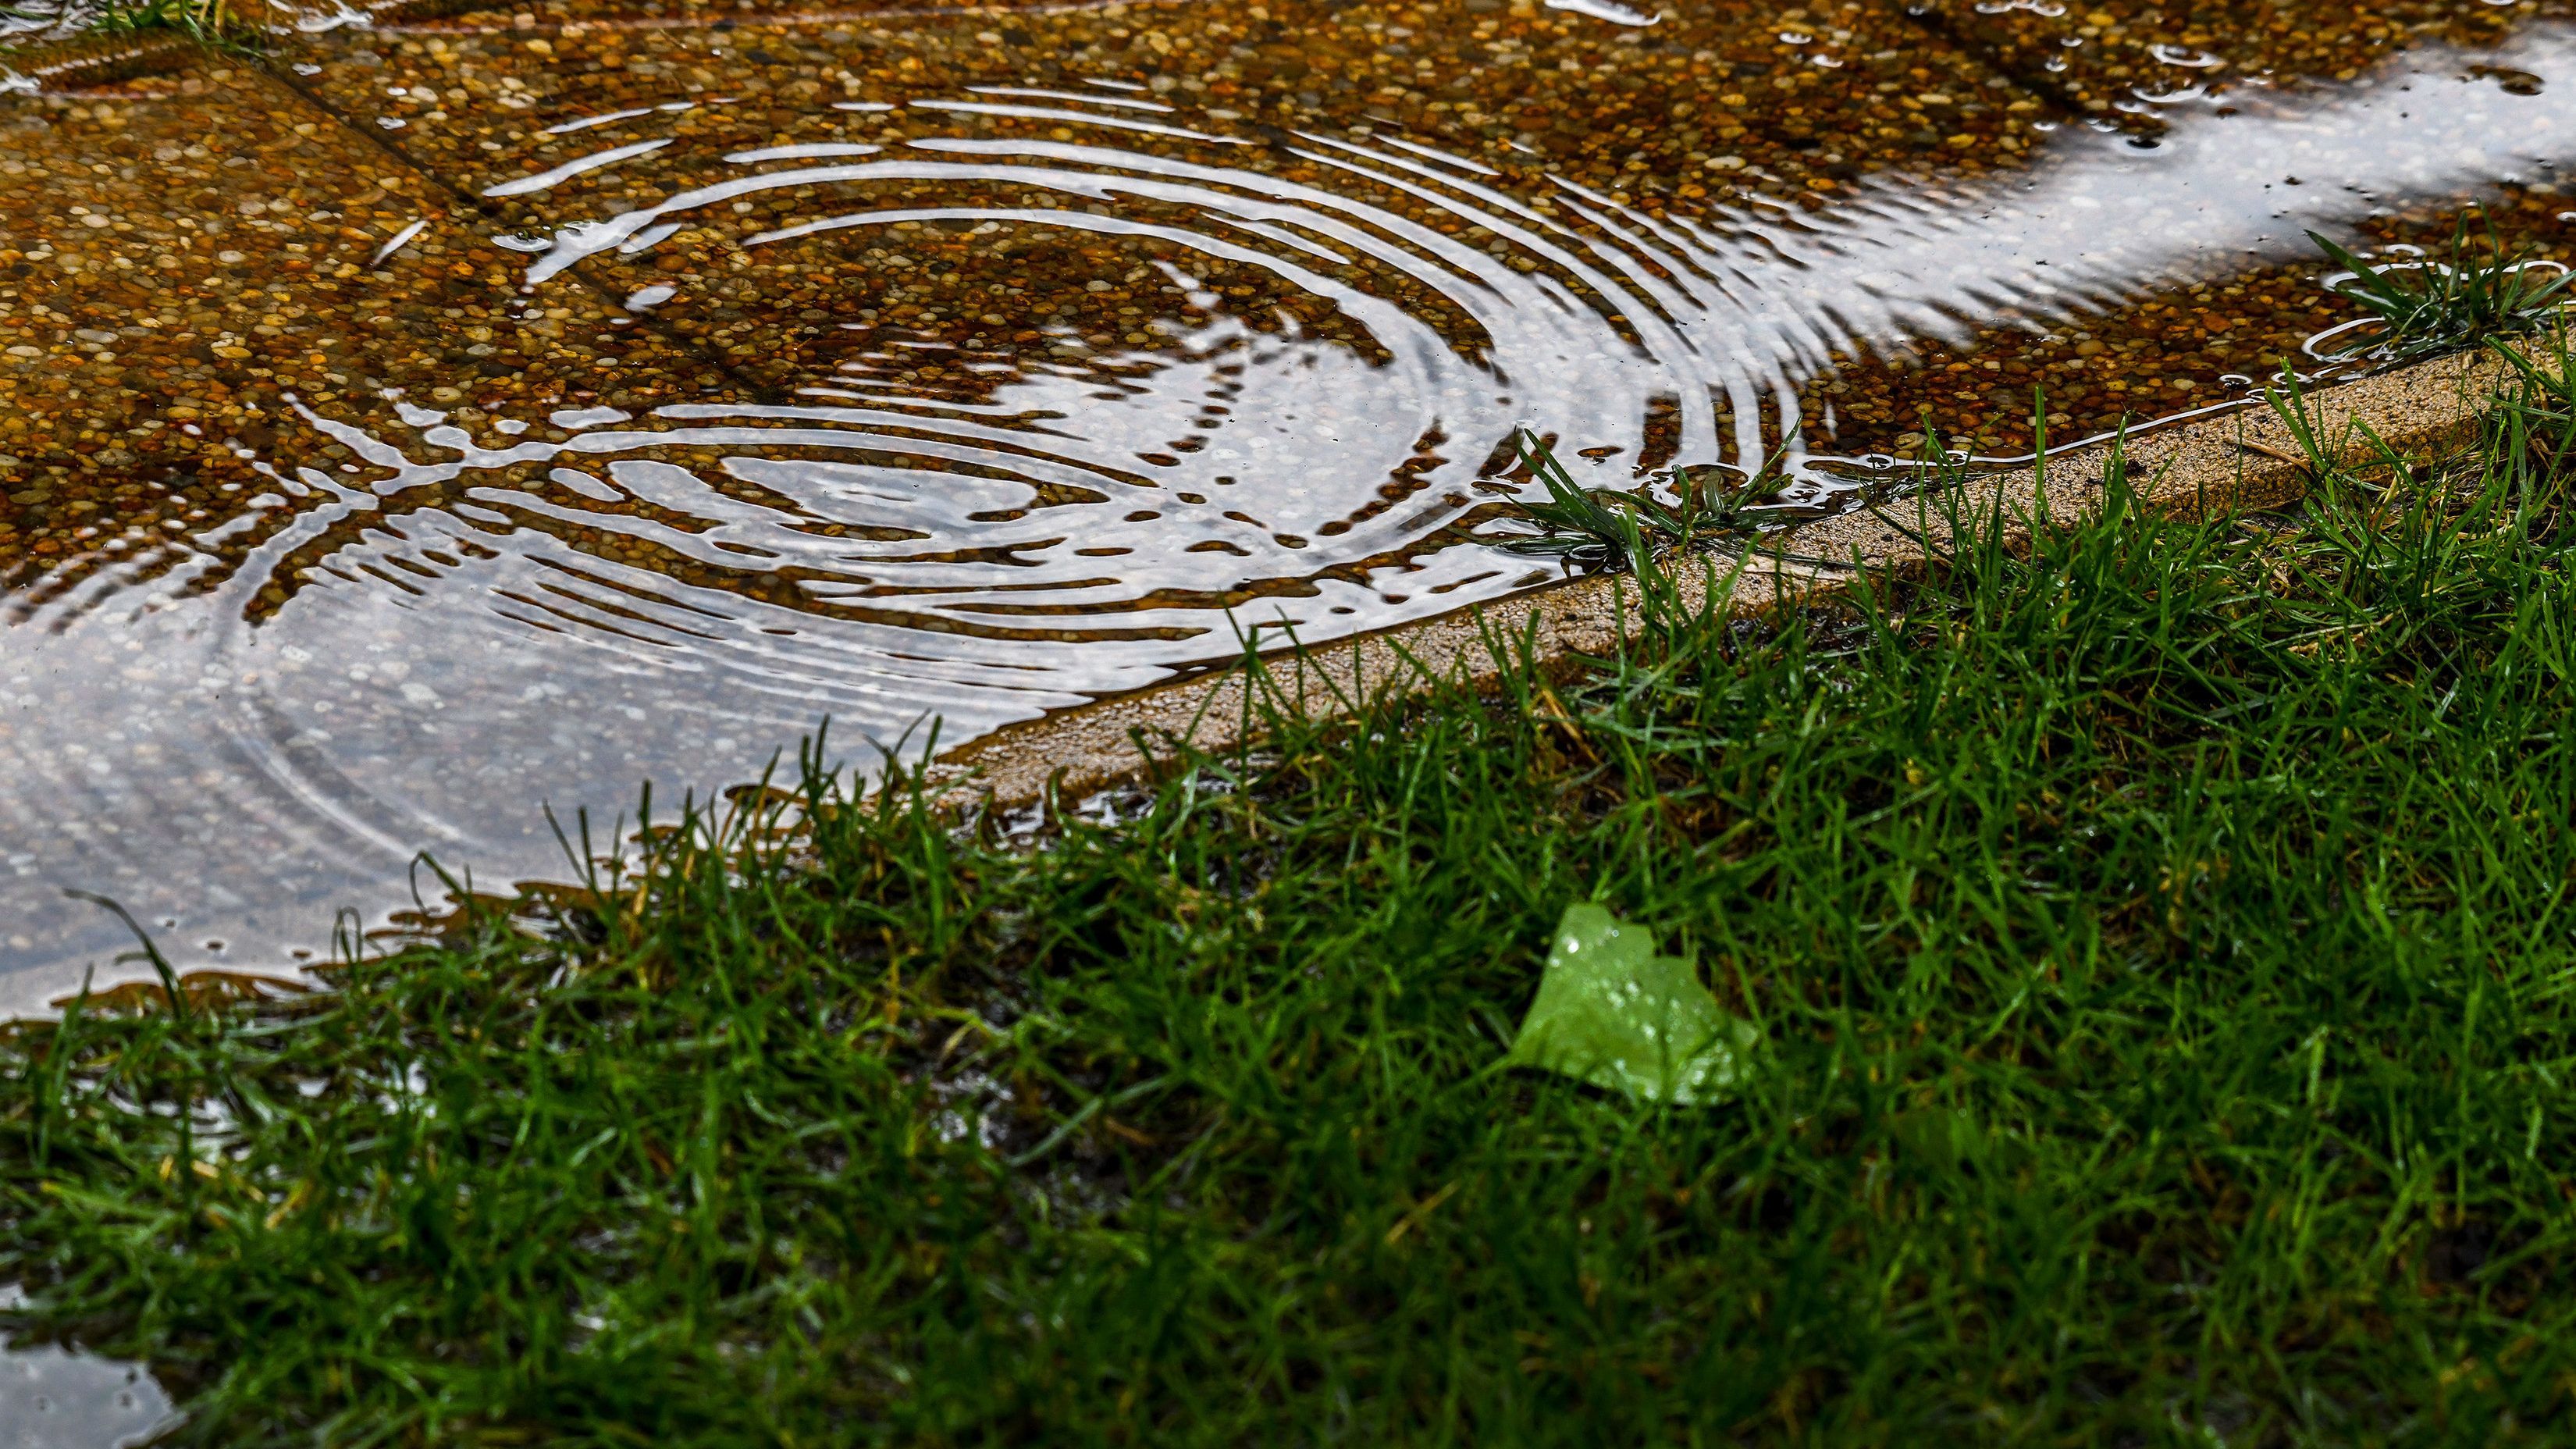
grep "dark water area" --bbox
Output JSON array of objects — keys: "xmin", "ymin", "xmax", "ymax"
[{"xmin": 2, "ymin": 0, "xmax": 2574, "ymax": 1016}]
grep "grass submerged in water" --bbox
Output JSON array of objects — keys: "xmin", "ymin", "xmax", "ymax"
[{"xmin": 12, "ymin": 369, "xmax": 2576, "ymax": 1444}]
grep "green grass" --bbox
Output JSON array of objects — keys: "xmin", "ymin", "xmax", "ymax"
[
  {"xmin": 2310, "ymin": 218, "xmax": 2576, "ymax": 368},
  {"xmin": 1497, "ymin": 427, "xmax": 1777, "ymax": 572},
  {"xmin": 12, "ymin": 365, "xmax": 2576, "ymax": 1446},
  {"xmin": 0, "ymin": 0, "xmax": 246, "ymax": 51}
]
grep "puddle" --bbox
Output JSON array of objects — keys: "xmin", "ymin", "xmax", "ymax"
[
  {"xmin": 1938, "ymin": 0, "xmax": 2561, "ymax": 134},
  {"xmin": 6, "ymin": 12, "xmax": 2576, "ymax": 1008},
  {"xmin": 0, "ymin": 1290, "xmax": 176, "ymax": 1449}
]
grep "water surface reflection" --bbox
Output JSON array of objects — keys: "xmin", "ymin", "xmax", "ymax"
[
  {"xmin": 0, "ymin": 1289, "xmax": 175, "ymax": 1449},
  {"xmin": 7, "ymin": 25, "xmax": 2576, "ymax": 1009}
]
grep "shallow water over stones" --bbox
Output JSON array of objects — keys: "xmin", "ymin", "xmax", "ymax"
[{"xmin": 4, "ymin": 0, "xmax": 2576, "ymax": 1009}]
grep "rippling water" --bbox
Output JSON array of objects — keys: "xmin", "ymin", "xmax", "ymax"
[{"xmin": 6, "ymin": 25, "xmax": 2576, "ymax": 1010}]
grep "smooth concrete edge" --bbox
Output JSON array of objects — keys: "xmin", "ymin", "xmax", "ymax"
[{"xmin": 929, "ymin": 345, "xmax": 2517, "ymax": 810}]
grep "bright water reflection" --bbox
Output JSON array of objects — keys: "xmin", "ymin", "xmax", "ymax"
[
  {"xmin": 0, "ymin": 1290, "xmax": 176, "ymax": 1449},
  {"xmin": 6, "ymin": 27, "xmax": 2576, "ymax": 1009}
]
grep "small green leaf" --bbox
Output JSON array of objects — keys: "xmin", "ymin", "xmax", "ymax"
[{"xmin": 1504, "ymin": 904, "xmax": 1756, "ymax": 1105}]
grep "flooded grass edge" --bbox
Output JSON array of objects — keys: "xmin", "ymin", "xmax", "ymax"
[{"xmin": 12, "ymin": 330, "xmax": 2576, "ymax": 1439}]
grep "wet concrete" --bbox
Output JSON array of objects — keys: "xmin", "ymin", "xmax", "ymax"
[
  {"xmin": 2, "ymin": 0, "xmax": 2576, "ymax": 1013},
  {"xmin": 938, "ymin": 335, "xmax": 2524, "ymax": 809}
]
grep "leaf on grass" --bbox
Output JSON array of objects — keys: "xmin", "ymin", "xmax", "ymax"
[{"xmin": 1504, "ymin": 904, "xmax": 1756, "ymax": 1105}]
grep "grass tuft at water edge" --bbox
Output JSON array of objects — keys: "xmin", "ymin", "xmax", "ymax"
[{"xmin": 12, "ymin": 362, "xmax": 2576, "ymax": 1443}]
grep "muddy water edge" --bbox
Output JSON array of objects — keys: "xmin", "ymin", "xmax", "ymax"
[{"xmin": 0, "ymin": 0, "xmax": 2573, "ymax": 1012}]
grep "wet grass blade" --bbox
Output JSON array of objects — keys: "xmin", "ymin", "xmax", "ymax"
[
  {"xmin": 17, "ymin": 356, "xmax": 2576, "ymax": 1441},
  {"xmin": 1498, "ymin": 428, "xmax": 1750, "ymax": 577},
  {"xmin": 2310, "ymin": 216, "xmax": 2576, "ymax": 365}
]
